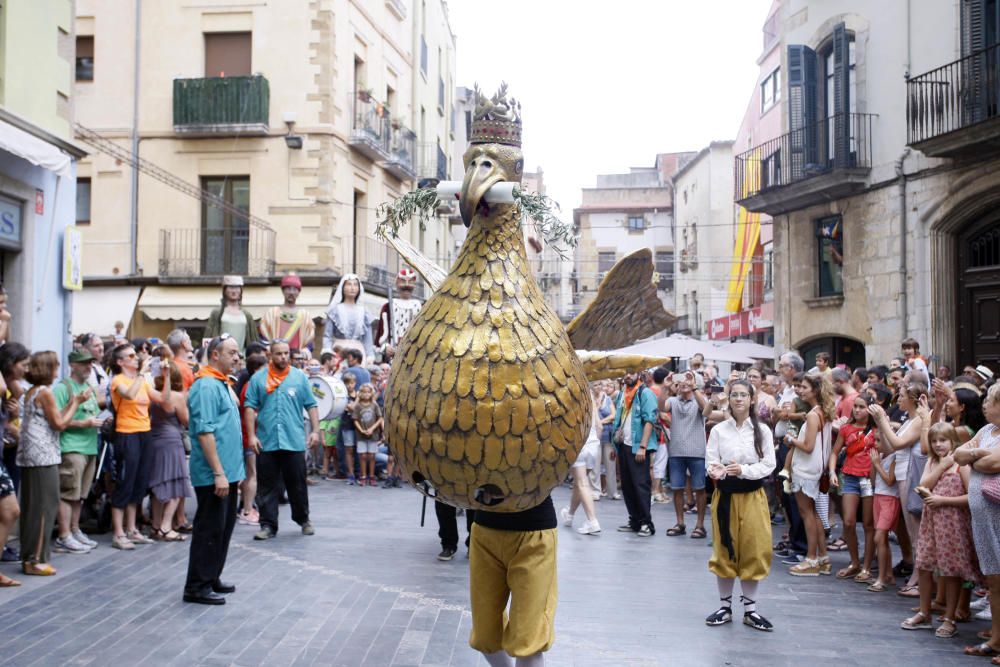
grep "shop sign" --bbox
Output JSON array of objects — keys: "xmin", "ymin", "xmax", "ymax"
[
  {"xmin": 63, "ymin": 226, "xmax": 83, "ymax": 290},
  {"xmin": 707, "ymin": 302, "xmax": 774, "ymax": 340},
  {"xmin": 0, "ymin": 194, "xmax": 23, "ymax": 251}
]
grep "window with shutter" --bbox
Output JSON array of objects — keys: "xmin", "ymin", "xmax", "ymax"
[
  {"xmin": 831, "ymin": 23, "xmax": 854, "ymax": 168},
  {"xmin": 787, "ymin": 44, "xmax": 818, "ymax": 180},
  {"xmin": 961, "ymin": 0, "xmax": 1000, "ymax": 125},
  {"xmin": 204, "ymin": 32, "xmax": 252, "ymax": 78}
]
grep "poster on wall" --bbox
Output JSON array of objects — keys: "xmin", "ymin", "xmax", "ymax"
[{"xmin": 63, "ymin": 226, "xmax": 83, "ymax": 291}]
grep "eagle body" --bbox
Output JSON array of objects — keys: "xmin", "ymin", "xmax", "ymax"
[{"xmin": 384, "ymin": 198, "xmax": 591, "ymax": 512}]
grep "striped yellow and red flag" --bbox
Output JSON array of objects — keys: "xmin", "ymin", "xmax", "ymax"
[{"xmin": 725, "ymin": 151, "xmax": 761, "ymax": 313}]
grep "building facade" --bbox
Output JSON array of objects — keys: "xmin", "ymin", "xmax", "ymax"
[
  {"xmin": 672, "ymin": 142, "xmax": 735, "ymax": 338},
  {"xmin": 737, "ymin": 0, "xmax": 1000, "ymax": 373},
  {"xmin": 0, "ymin": 0, "xmax": 85, "ymax": 357},
  {"xmin": 573, "ymin": 153, "xmax": 691, "ymax": 335},
  {"xmin": 74, "ymin": 0, "xmax": 458, "ymax": 343}
]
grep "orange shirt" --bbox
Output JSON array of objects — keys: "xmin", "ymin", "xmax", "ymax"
[
  {"xmin": 176, "ymin": 360, "xmax": 195, "ymax": 391},
  {"xmin": 111, "ymin": 374, "xmax": 151, "ymax": 433}
]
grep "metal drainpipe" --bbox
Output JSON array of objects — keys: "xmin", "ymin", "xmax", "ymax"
[
  {"xmin": 128, "ymin": 0, "xmax": 142, "ymax": 275},
  {"xmin": 896, "ymin": 148, "xmax": 911, "ymax": 341}
]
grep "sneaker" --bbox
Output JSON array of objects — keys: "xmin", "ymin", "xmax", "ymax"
[
  {"xmin": 770, "ymin": 514, "xmax": 786, "ymax": 525},
  {"xmin": 971, "ymin": 596, "xmax": 991, "ymax": 611},
  {"xmin": 975, "ymin": 608, "xmax": 992, "ymax": 621},
  {"xmin": 636, "ymin": 524, "xmax": 653, "ymax": 537},
  {"xmin": 1, "ymin": 545, "xmax": 19, "ymax": 561},
  {"xmin": 591, "ymin": 491, "xmax": 602, "ymax": 501},
  {"xmin": 382, "ymin": 477, "xmax": 395, "ymax": 489},
  {"xmin": 301, "ymin": 522, "xmax": 315, "ymax": 536},
  {"xmin": 611, "ymin": 493, "xmax": 622, "ymax": 500},
  {"xmin": 53, "ymin": 535, "xmax": 91, "ymax": 554},
  {"xmin": 393, "ymin": 477, "xmax": 402, "ymax": 488},
  {"xmin": 789, "ymin": 559, "xmax": 822, "ymax": 577},
  {"xmin": 617, "ymin": 524, "xmax": 636, "ymax": 532},
  {"xmin": 774, "ymin": 547, "xmax": 794, "ymax": 558},
  {"xmin": 577, "ymin": 520, "xmax": 601, "ymax": 535},
  {"xmin": 254, "ymin": 528, "xmax": 275, "ymax": 541},
  {"xmin": 111, "ymin": 535, "xmax": 135, "ymax": 551},
  {"xmin": 437, "ymin": 547, "xmax": 457, "ymax": 561},
  {"xmin": 72, "ymin": 530, "xmax": 98, "ymax": 549},
  {"xmin": 560, "ymin": 507, "xmax": 574, "ymax": 527},
  {"xmin": 781, "ymin": 554, "xmax": 804, "ymax": 566},
  {"xmin": 347, "ymin": 476, "xmax": 357, "ymax": 486},
  {"xmin": 893, "ymin": 560, "xmax": 914, "ymax": 578},
  {"xmin": 237, "ymin": 510, "xmax": 258, "ymax": 526},
  {"xmin": 127, "ymin": 530, "xmax": 153, "ymax": 545}
]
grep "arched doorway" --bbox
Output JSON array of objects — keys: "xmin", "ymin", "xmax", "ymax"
[
  {"xmin": 957, "ymin": 213, "xmax": 1000, "ymax": 374},
  {"xmin": 797, "ymin": 335, "xmax": 866, "ymax": 371}
]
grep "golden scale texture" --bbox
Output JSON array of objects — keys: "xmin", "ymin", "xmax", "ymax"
[{"xmin": 384, "ymin": 202, "xmax": 593, "ymax": 512}]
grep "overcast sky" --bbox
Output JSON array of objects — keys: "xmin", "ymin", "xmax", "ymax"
[{"xmin": 447, "ymin": 0, "xmax": 774, "ymax": 214}]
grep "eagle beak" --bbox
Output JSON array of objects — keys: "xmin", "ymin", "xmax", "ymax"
[{"xmin": 460, "ymin": 157, "xmax": 503, "ymax": 228}]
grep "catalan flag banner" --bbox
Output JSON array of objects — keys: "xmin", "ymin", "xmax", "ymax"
[{"xmin": 725, "ymin": 152, "xmax": 762, "ymax": 313}]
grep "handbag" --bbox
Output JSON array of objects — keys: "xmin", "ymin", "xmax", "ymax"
[
  {"xmin": 983, "ymin": 475, "xmax": 1000, "ymax": 505},
  {"xmin": 818, "ymin": 419, "xmax": 833, "ymax": 493},
  {"xmin": 906, "ymin": 451, "xmax": 928, "ymax": 516}
]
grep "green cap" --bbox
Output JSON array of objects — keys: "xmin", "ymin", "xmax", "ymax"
[{"xmin": 68, "ymin": 349, "xmax": 95, "ymax": 364}]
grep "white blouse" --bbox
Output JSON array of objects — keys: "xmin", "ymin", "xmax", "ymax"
[{"xmin": 706, "ymin": 417, "xmax": 776, "ymax": 481}]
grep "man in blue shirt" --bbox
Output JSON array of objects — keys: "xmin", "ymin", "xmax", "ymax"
[
  {"xmin": 612, "ymin": 372, "xmax": 660, "ymax": 537},
  {"xmin": 183, "ymin": 335, "xmax": 245, "ymax": 606},
  {"xmin": 245, "ymin": 340, "xmax": 320, "ymax": 540}
]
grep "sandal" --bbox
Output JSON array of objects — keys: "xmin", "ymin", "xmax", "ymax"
[
  {"xmin": 690, "ymin": 527, "xmax": 707, "ymax": 539},
  {"xmin": 827, "ymin": 538, "xmax": 848, "ymax": 551},
  {"xmin": 666, "ymin": 524, "xmax": 686, "ymax": 537},
  {"xmin": 161, "ymin": 529, "xmax": 186, "ymax": 542},
  {"xmin": 853, "ymin": 569, "xmax": 874, "ymax": 584},
  {"xmin": 22, "ymin": 561, "xmax": 56, "ymax": 576},
  {"xmin": 837, "ymin": 564, "xmax": 862, "ymax": 579},
  {"xmin": 897, "ymin": 585, "xmax": 920, "ymax": 598},
  {"xmin": 867, "ymin": 581, "xmax": 888, "ymax": 593},
  {"xmin": 175, "ymin": 523, "xmax": 194, "ymax": 534},
  {"xmin": 0, "ymin": 573, "xmax": 21, "ymax": 587},
  {"xmin": 964, "ymin": 642, "xmax": 1000, "ymax": 657},
  {"xmin": 936, "ymin": 618, "xmax": 958, "ymax": 639},
  {"xmin": 705, "ymin": 595, "xmax": 733, "ymax": 626},
  {"xmin": 742, "ymin": 608, "xmax": 774, "ymax": 632},
  {"xmin": 979, "ymin": 630, "xmax": 994, "ymax": 641},
  {"xmin": 901, "ymin": 611, "xmax": 933, "ymax": 630}
]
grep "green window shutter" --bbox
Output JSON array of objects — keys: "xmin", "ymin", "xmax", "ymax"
[
  {"xmin": 832, "ymin": 23, "xmax": 851, "ymax": 168},
  {"xmin": 787, "ymin": 44, "xmax": 818, "ymax": 179}
]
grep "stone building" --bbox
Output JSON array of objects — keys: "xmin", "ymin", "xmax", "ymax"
[
  {"xmin": 573, "ymin": 153, "xmax": 693, "ymax": 331},
  {"xmin": 73, "ymin": 0, "xmax": 460, "ymax": 343},
  {"xmin": 737, "ymin": 0, "xmax": 1000, "ymax": 372}
]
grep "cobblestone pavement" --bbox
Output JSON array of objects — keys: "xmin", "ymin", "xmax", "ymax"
[{"xmin": 0, "ymin": 481, "xmax": 988, "ymax": 666}]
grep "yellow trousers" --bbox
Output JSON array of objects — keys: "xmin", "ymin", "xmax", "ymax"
[
  {"xmin": 468, "ymin": 524, "xmax": 557, "ymax": 657},
  {"xmin": 708, "ymin": 487, "xmax": 772, "ymax": 581}
]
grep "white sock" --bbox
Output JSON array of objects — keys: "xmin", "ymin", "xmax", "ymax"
[
  {"xmin": 741, "ymin": 580, "xmax": 759, "ymax": 613},
  {"xmin": 483, "ymin": 651, "xmax": 513, "ymax": 667},
  {"xmin": 515, "ymin": 653, "xmax": 544, "ymax": 667}
]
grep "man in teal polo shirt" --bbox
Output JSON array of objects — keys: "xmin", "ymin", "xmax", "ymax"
[
  {"xmin": 53, "ymin": 349, "xmax": 103, "ymax": 554},
  {"xmin": 612, "ymin": 372, "xmax": 660, "ymax": 537},
  {"xmin": 245, "ymin": 340, "xmax": 320, "ymax": 540},
  {"xmin": 183, "ymin": 335, "xmax": 245, "ymax": 606}
]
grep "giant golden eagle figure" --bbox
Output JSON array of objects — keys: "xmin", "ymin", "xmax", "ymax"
[{"xmin": 383, "ymin": 85, "xmax": 675, "ymax": 512}]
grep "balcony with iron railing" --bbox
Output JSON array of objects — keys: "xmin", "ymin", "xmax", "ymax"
[
  {"xmin": 417, "ymin": 142, "xmax": 448, "ymax": 185},
  {"xmin": 173, "ymin": 75, "xmax": 270, "ymax": 136},
  {"xmin": 384, "ymin": 124, "xmax": 417, "ymax": 181},
  {"xmin": 734, "ymin": 112, "xmax": 875, "ymax": 216},
  {"xmin": 907, "ymin": 42, "xmax": 1000, "ymax": 157},
  {"xmin": 349, "ymin": 92, "xmax": 391, "ymax": 162},
  {"xmin": 159, "ymin": 226, "xmax": 276, "ymax": 280}
]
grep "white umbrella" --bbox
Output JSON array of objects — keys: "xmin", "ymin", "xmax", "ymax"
[
  {"xmin": 615, "ymin": 334, "xmax": 754, "ymax": 365},
  {"xmin": 718, "ymin": 339, "xmax": 776, "ymax": 361}
]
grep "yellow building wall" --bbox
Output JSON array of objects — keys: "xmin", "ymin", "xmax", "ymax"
[{"xmin": 1, "ymin": 0, "xmax": 74, "ymax": 139}]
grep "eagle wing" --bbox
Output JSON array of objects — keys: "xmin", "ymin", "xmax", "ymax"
[
  {"xmin": 575, "ymin": 350, "xmax": 671, "ymax": 382},
  {"xmin": 384, "ymin": 234, "xmax": 449, "ymax": 293},
  {"xmin": 566, "ymin": 248, "xmax": 677, "ymax": 350}
]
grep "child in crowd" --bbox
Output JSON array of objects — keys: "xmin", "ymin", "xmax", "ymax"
[
  {"xmin": 341, "ymin": 372, "xmax": 358, "ymax": 485},
  {"xmin": 901, "ymin": 423, "xmax": 979, "ymax": 638},
  {"xmin": 321, "ymin": 413, "xmax": 341, "ymax": 480},
  {"xmin": 353, "ymin": 383, "xmax": 383, "ymax": 487},
  {"xmin": 776, "ymin": 388, "xmax": 808, "ymax": 493},
  {"xmin": 828, "ymin": 394, "xmax": 877, "ymax": 581},
  {"xmin": 870, "ymin": 432, "xmax": 902, "ymax": 592}
]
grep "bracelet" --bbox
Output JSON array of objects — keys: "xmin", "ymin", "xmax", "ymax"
[{"xmin": 213, "ymin": 472, "xmax": 225, "ymax": 477}]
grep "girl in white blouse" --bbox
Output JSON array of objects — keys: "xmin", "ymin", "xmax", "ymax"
[{"xmin": 705, "ymin": 379, "xmax": 776, "ymax": 632}]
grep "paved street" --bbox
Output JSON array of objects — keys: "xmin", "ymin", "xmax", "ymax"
[{"xmin": 0, "ymin": 481, "xmax": 988, "ymax": 666}]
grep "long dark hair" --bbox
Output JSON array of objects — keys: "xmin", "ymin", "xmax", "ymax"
[
  {"xmin": 730, "ymin": 379, "xmax": 764, "ymax": 458},
  {"xmin": 954, "ymin": 387, "xmax": 986, "ymax": 432},
  {"xmin": 109, "ymin": 344, "xmax": 134, "ymax": 375},
  {"xmin": 0, "ymin": 342, "xmax": 30, "ymax": 379}
]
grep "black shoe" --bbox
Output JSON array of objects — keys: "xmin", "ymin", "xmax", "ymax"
[
  {"xmin": 278, "ymin": 494, "xmax": 289, "ymax": 505},
  {"xmin": 743, "ymin": 610, "xmax": 774, "ymax": 632},
  {"xmin": 183, "ymin": 590, "xmax": 226, "ymax": 605},
  {"xmin": 437, "ymin": 547, "xmax": 457, "ymax": 561},
  {"xmin": 893, "ymin": 560, "xmax": 914, "ymax": 578},
  {"xmin": 774, "ymin": 547, "xmax": 793, "ymax": 558},
  {"xmin": 212, "ymin": 580, "xmax": 236, "ymax": 594},
  {"xmin": 617, "ymin": 524, "xmax": 636, "ymax": 532},
  {"xmin": 301, "ymin": 522, "xmax": 315, "ymax": 536},
  {"xmin": 1, "ymin": 545, "xmax": 19, "ymax": 562}
]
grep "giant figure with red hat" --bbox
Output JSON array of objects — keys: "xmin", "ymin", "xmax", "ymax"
[
  {"xmin": 375, "ymin": 268, "xmax": 423, "ymax": 361},
  {"xmin": 259, "ymin": 273, "xmax": 316, "ymax": 351}
]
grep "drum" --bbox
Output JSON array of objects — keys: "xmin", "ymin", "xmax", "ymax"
[{"xmin": 308, "ymin": 375, "xmax": 349, "ymax": 420}]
